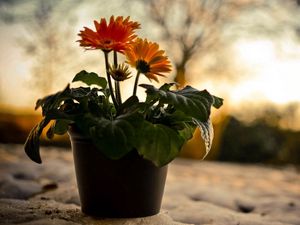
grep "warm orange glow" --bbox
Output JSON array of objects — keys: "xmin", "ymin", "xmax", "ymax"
[
  {"xmin": 125, "ymin": 38, "xmax": 172, "ymax": 82},
  {"xmin": 78, "ymin": 16, "xmax": 140, "ymax": 53}
]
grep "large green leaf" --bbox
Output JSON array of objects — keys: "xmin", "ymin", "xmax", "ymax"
[
  {"xmin": 72, "ymin": 70, "xmax": 107, "ymax": 88},
  {"xmin": 140, "ymin": 84, "xmax": 220, "ymax": 122},
  {"xmin": 24, "ymin": 118, "xmax": 50, "ymax": 164},
  {"xmin": 77, "ymin": 113, "xmax": 143, "ymax": 160},
  {"xmin": 135, "ymin": 121, "xmax": 185, "ymax": 167}
]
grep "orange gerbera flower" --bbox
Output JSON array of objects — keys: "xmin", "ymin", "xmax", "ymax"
[
  {"xmin": 125, "ymin": 38, "xmax": 172, "ymax": 82},
  {"xmin": 78, "ymin": 16, "xmax": 140, "ymax": 53}
]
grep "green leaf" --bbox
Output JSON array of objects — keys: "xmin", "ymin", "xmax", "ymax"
[
  {"xmin": 193, "ymin": 118, "xmax": 214, "ymax": 158},
  {"xmin": 77, "ymin": 113, "xmax": 143, "ymax": 160},
  {"xmin": 35, "ymin": 84, "xmax": 71, "ymax": 114},
  {"xmin": 46, "ymin": 119, "xmax": 70, "ymax": 139},
  {"xmin": 35, "ymin": 86, "xmax": 108, "ymax": 118},
  {"xmin": 72, "ymin": 70, "xmax": 107, "ymax": 88},
  {"xmin": 178, "ymin": 122, "xmax": 195, "ymax": 141},
  {"xmin": 24, "ymin": 118, "xmax": 50, "ymax": 164},
  {"xmin": 52, "ymin": 119, "xmax": 70, "ymax": 135},
  {"xmin": 158, "ymin": 83, "xmax": 176, "ymax": 91},
  {"xmin": 212, "ymin": 95, "xmax": 223, "ymax": 109},
  {"xmin": 118, "ymin": 96, "xmax": 139, "ymax": 114},
  {"xmin": 140, "ymin": 84, "xmax": 218, "ymax": 122},
  {"xmin": 46, "ymin": 123, "xmax": 54, "ymax": 139},
  {"xmin": 135, "ymin": 121, "xmax": 185, "ymax": 167},
  {"xmin": 70, "ymin": 87, "xmax": 95, "ymax": 99}
]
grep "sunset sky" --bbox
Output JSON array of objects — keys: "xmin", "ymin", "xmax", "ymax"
[{"xmin": 0, "ymin": 0, "xmax": 300, "ymax": 122}]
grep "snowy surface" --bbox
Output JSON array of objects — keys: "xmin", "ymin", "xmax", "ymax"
[{"xmin": 0, "ymin": 144, "xmax": 299, "ymax": 225}]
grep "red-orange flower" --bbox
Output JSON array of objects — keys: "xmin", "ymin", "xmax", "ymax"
[
  {"xmin": 78, "ymin": 16, "xmax": 140, "ymax": 53},
  {"xmin": 125, "ymin": 38, "xmax": 172, "ymax": 82}
]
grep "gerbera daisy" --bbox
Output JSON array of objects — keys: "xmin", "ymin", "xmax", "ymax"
[
  {"xmin": 125, "ymin": 38, "xmax": 172, "ymax": 82},
  {"xmin": 78, "ymin": 16, "xmax": 140, "ymax": 53}
]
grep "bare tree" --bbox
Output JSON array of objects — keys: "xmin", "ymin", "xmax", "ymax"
[
  {"xmin": 144, "ymin": 0, "xmax": 270, "ymax": 88},
  {"xmin": 144, "ymin": 0, "xmax": 300, "ymax": 88}
]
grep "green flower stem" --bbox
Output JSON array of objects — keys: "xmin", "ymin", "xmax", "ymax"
[
  {"xmin": 113, "ymin": 50, "xmax": 118, "ymax": 66},
  {"xmin": 113, "ymin": 51, "xmax": 122, "ymax": 105},
  {"xmin": 115, "ymin": 82, "xmax": 122, "ymax": 105},
  {"xmin": 133, "ymin": 71, "xmax": 141, "ymax": 96},
  {"xmin": 104, "ymin": 51, "xmax": 118, "ymax": 109}
]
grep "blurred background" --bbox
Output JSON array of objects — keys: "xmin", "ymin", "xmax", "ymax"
[{"xmin": 0, "ymin": 0, "xmax": 299, "ymax": 165}]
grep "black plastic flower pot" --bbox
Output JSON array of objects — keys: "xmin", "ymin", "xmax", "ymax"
[{"xmin": 68, "ymin": 126, "xmax": 168, "ymax": 218}]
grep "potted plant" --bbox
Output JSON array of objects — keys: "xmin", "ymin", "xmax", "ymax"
[{"xmin": 24, "ymin": 15, "xmax": 223, "ymax": 218}]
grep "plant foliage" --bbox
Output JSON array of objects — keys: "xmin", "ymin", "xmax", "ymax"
[{"xmin": 25, "ymin": 74, "xmax": 222, "ymax": 167}]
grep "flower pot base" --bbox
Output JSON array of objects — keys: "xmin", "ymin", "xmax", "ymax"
[{"xmin": 69, "ymin": 126, "xmax": 168, "ymax": 218}]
